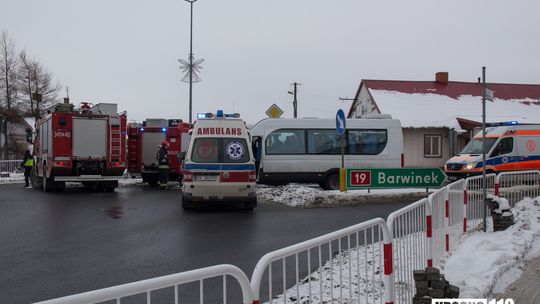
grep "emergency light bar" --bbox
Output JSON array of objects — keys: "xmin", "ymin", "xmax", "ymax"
[{"xmin": 487, "ymin": 120, "xmax": 519, "ymax": 127}]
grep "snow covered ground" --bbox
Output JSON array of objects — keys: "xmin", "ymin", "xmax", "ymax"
[
  {"xmin": 441, "ymin": 196, "xmax": 540, "ymax": 299},
  {"xmin": 261, "ymin": 196, "xmax": 540, "ymax": 303},
  {"xmin": 0, "ymin": 173, "xmax": 24, "ymax": 184},
  {"xmin": 257, "ymin": 184, "xmax": 430, "ymax": 207}
]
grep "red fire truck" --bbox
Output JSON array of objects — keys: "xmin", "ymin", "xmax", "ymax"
[
  {"xmin": 127, "ymin": 119, "xmax": 191, "ymax": 185},
  {"xmin": 31, "ymin": 102, "xmax": 127, "ymax": 192}
]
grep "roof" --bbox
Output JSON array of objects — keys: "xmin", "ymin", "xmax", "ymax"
[{"xmin": 352, "ymin": 78, "xmax": 540, "ymax": 130}]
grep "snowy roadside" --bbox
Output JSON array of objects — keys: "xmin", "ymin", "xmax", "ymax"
[
  {"xmin": 257, "ymin": 184, "xmax": 430, "ymax": 207},
  {"xmin": 262, "ymin": 196, "xmax": 540, "ymax": 303},
  {"xmin": 0, "ymin": 173, "xmax": 24, "ymax": 184},
  {"xmin": 441, "ymin": 197, "xmax": 540, "ymax": 299}
]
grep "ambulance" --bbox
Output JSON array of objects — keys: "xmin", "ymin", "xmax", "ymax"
[
  {"xmin": 181, "ymin": 110, "xmax": 257, "ymax": 209},
  {"xmin": 445, "ymin": 122, "xmax": 540, "ymax": 180}
]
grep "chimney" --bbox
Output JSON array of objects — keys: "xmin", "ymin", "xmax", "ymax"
[{"xmin": 435, "ymin": 72, "xmax": 448, "ymax": 84}]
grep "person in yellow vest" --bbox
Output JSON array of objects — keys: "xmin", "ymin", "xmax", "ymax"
[{"xmin": 21, "ymin": 150, "xmax": 33, "ymax": 188}]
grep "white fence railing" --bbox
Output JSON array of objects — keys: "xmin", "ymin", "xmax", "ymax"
[
  {"xmin": 34, "ymin": 264, "xmax": 254, "ymax": 304},
  {"xmin": 496, "ymin": 170, "xmax": 540, "ymax": 206},
  {"xmin": 0, "ymin": 159, "xmax": 22, "ymax": 173},
  {"xmin": 32, "ymin": 170, "xmax": 540, "ymax": 304},
  {"xmin": 387, "ymin": 198, "xmax": 429, "ymax": 304},
  {"xmin": 250, "ymin": 218, "xmax": 393, "ymax": 304}
]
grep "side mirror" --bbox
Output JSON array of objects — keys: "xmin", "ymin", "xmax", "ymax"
[{"xmin": 177, "ymin": 151, "xmax": 186, "ymax": 160}]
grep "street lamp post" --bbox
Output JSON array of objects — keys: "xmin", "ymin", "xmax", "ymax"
[{"xmin": 179, "ymin": 0, "xmax": 203, "ymax": 124}]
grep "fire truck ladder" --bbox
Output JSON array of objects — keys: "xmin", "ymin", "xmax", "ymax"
[{"xmin": 110, "ymin": 122, "xmax": 122, "ymax": 163}]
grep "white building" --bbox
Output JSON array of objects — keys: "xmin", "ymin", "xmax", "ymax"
[{"xmin": 347, "ymin": 72, "xmax": 540, "ymax": 168}]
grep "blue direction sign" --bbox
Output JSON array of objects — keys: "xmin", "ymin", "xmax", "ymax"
[{"xmin": 336, "ymin": 109, "xmax": 346, "ymax": 135}]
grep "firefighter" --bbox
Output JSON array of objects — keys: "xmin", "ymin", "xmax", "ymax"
[
  {"xmin": 156, "ymin": 140, "xmax": 169, "ymax": 189},
  {"xmin": 21, "ymin": 149, "xmax": 33, "ymax": 188}
]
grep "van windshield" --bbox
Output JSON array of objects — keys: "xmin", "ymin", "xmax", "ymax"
[
  {"xmin": 460, "ymin": 138, "xmax": 498, "ymax": 154},
  {"xmin": 191, "ymin": 138, "xmax": 250, "ymax": 163}
]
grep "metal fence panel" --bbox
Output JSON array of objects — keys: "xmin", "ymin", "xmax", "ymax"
[
  {"xmin": 0, "ymin": 159, "xmax": 22, "ymax": 173},
  {"xmin": 33, "ymin": 264, "xmax": 254, "ymax": 304},
  {"xmin": 428, "ymin": 188, "xmax": 447, "ymax": 267},
  {"xmin": 496, "ymin": 170, "xmax": 540, "ymax": 206},
  {"xmin": 250, "ymin": 218, "xmax": 393, "ymax": 304},
  {"xmin": 465, "ymin": 174, "xmax": 496, "ymax": 231},
  {"xmin": 447, "ymin": 179, "xmax": 466, "ymax": 252},
  {"xmin": 387, "ymin": 198, "xmax": 430, "ymax": 304}
]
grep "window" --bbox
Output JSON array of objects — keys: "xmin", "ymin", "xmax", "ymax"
[
  {"xmin": 191, "ymin": 138, "xmax": 250, "ymax": 163},
  {"xmin": 347, "ymin": 129, "xmax": 387, "ymax": 155},
  {"xmin": 265, "ymin": 129, "xmax": 306, "ymax": 154},
  {"xmin": 307, "ymin": 129, "xmax": 341, "ymax": 154},
  {"xmin": 424, "ymin": 134, "xmax": 442, "ymax": 158},
  {"xmin": 490, "ymin": 137, "xmax": 513, "ymax": 157}
]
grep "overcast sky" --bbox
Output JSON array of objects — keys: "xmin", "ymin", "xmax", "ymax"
[{"xmin": 2, "ymin": 0, "xmax": 539, "ymax": 124}]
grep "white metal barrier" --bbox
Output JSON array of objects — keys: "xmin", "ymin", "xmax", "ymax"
[
  {"xmin": 387, "ymin": 198, "xmax": 430, "ymax": 304},
  {"xmin": 428, "ymin": 188, "xmax": 447, "ymax": 267},
  {"xmin": 464, "ymin": 174, "xmax": 496, "ymax": 231},
  {"xmin": 446, "ymin": 179, "xmax": 466, "ymax": 252},
  {"xmin": 34, "ymin": 264, "xmax": 254, "ymax": 304},
  {"xmin": 0, "ymin": 159, "xmax": 22, "ymax": 173},
  {"xmin": 496, "ymin": 170, "xmax": 540, "ymax": 206},
  {"xmin": 250, "ymin": 218, "xmax": 394, "ymax": 304}
]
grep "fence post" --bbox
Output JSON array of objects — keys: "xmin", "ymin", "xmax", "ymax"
[
  {"xmin": 426, "ymin": 202, "xmax": 433, "ymax": 267},
  {"xmin": 382, "ymin": 230, "xmax": 395, "ymax": 304},
  {"xmin": 495, "ymin": 175, "xmax": 500, "ymax": 196},
  {"xmin": 463, "ymin": 188, "xmax": 468, "ymax": 233},
  {"xmin": 444, "ymin": 187, "xmax": 450, "ymax": 252}
]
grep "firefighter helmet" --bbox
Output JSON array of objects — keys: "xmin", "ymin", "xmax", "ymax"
[{"xmin": 161, "ymin": 140, "xmax": 169, "ymax": 147}]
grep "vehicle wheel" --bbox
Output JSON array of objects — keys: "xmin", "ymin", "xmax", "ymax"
[
  {"xmin": 42, "ymin": 165, "xmax": 54, "ymax": 192},
  {"xmin": 54, "ymin": 181, "xmax": 66, "ymax": 192},
  {"xmin": 101, "ymin": 181, "xmax": 118, "ymax": 192},
  {"xmin": 323, "ymin": 172, "xmax": 340, "ymax": 190},
  {"xmin": 244, "ymin": 198, "xmax": 257, "ymax": 210}
]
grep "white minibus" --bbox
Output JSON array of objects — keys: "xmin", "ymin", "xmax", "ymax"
[{"xmin": 250, "ymin": 116, "xmax": 403, "ymax": 190}]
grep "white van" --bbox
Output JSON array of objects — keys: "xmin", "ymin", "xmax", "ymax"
[
  {"xmin": 445, "ymin": 123, "xmax": 540, "ymax": 180},
  {"xmin": 181, "ymin": 111, "xmax": 257, "ymax": 209},
  {"xmin": 250, "ymin": 116, "xmax": 403, "ymax": 190}
]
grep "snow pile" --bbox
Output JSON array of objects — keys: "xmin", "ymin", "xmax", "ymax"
[
  {"xmin": 118, "ymin": 177, "xmax": 144, "ymax": 186},
  {"xmin": 441, "ymin": 197, "xmax": 540, "ymax": 298},
  {"xmin": 257, "ymin": 184, "xmax": 428, "ymax": 207},
  {"xmin": 0, "ymin": 173, "xmax": 24, "ymax": 184}
]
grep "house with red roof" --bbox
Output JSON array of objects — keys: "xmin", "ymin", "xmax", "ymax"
[{"xmin": 347, "ymin": 72, "xmax": 540, "ymax": 168}]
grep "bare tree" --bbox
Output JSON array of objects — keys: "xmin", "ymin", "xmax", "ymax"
[
  {"xmin": 19, "ymin": 51, "xmax": 61, "ymax": 119},
  {"xmin": 0, "ymin": 31, "xmax": 21, "ymax": 159}
]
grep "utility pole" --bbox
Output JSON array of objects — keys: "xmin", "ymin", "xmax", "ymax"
[
  {"xmin": 288, "ymin": 82, "xmax": 300, "ymax": 118},
  {"xmin": 481, "ymin": 66, "xmax": 487, "ymax": 232}
]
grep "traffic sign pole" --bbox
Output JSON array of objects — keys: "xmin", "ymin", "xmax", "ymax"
[{"xmin": 336, "ymin": 109, "xmax": 347, "ymax": 192}]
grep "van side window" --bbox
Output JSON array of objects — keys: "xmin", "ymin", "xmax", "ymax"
[
  {"xmin": 266, "ymin": 129, "xmax": 306, "ymax": 154},
  {"xmin": 491, "ymin": 137, "xmax": 513, "ymax": 157},
  {"xmin": 348, "ymin": 129, "xmax": 387, "ymax": 155},
  {"xmin": 307, "ymin": 129, "xmax": 340, "ymax": 154}
]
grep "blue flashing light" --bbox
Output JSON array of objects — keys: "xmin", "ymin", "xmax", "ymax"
[
  {"xmin": 197, "ymin": 113, "xmax": 207, "ymax": 119},
  {"xmin": 162, "ymin": 128, "xmax": 167, "ymax": 132},
  {"xmin": 216, "ymin": 110, "xmax": 224, "ymax": 117},
  {"xmin": 140, "ymin": 128, "xmax": 144, "ymax": 132},
  {"xmin": 507, "ymin": 120, "xmax": 518, "ymax": 125}
]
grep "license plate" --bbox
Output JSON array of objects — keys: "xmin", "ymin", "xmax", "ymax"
[{"xmin": 194, "ymin": 175, "xmax": 218, "ymax": 181}]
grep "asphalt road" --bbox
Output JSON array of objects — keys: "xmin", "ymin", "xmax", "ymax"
[{"xmin": 0, "ymin": 183, "xmax": 410, "ymax": 303}]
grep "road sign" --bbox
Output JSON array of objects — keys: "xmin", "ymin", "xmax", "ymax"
[
  {"xmin": 336, "ymin": 109, "xmax": 346, "ymax": 135},
  {"xmin": 265, "ymin": 103, "xmax": 284, "ymax": 118},
  {"xmin": 485, "ymin": 88, "xmax": 494, "ymax": 102},
  {"xmin": 346, "ymin": 168, "xmax": 447, "ymax": 189}
]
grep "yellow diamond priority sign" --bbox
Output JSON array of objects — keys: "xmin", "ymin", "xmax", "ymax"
[{"xmin": 265, "ymin": 103, "xmax": 284, "ymax": 118}]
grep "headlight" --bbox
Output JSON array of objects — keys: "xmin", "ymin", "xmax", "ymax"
[{"xmin": 464, "ymin": 161, "xmax": 478, "ymax": 170}]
